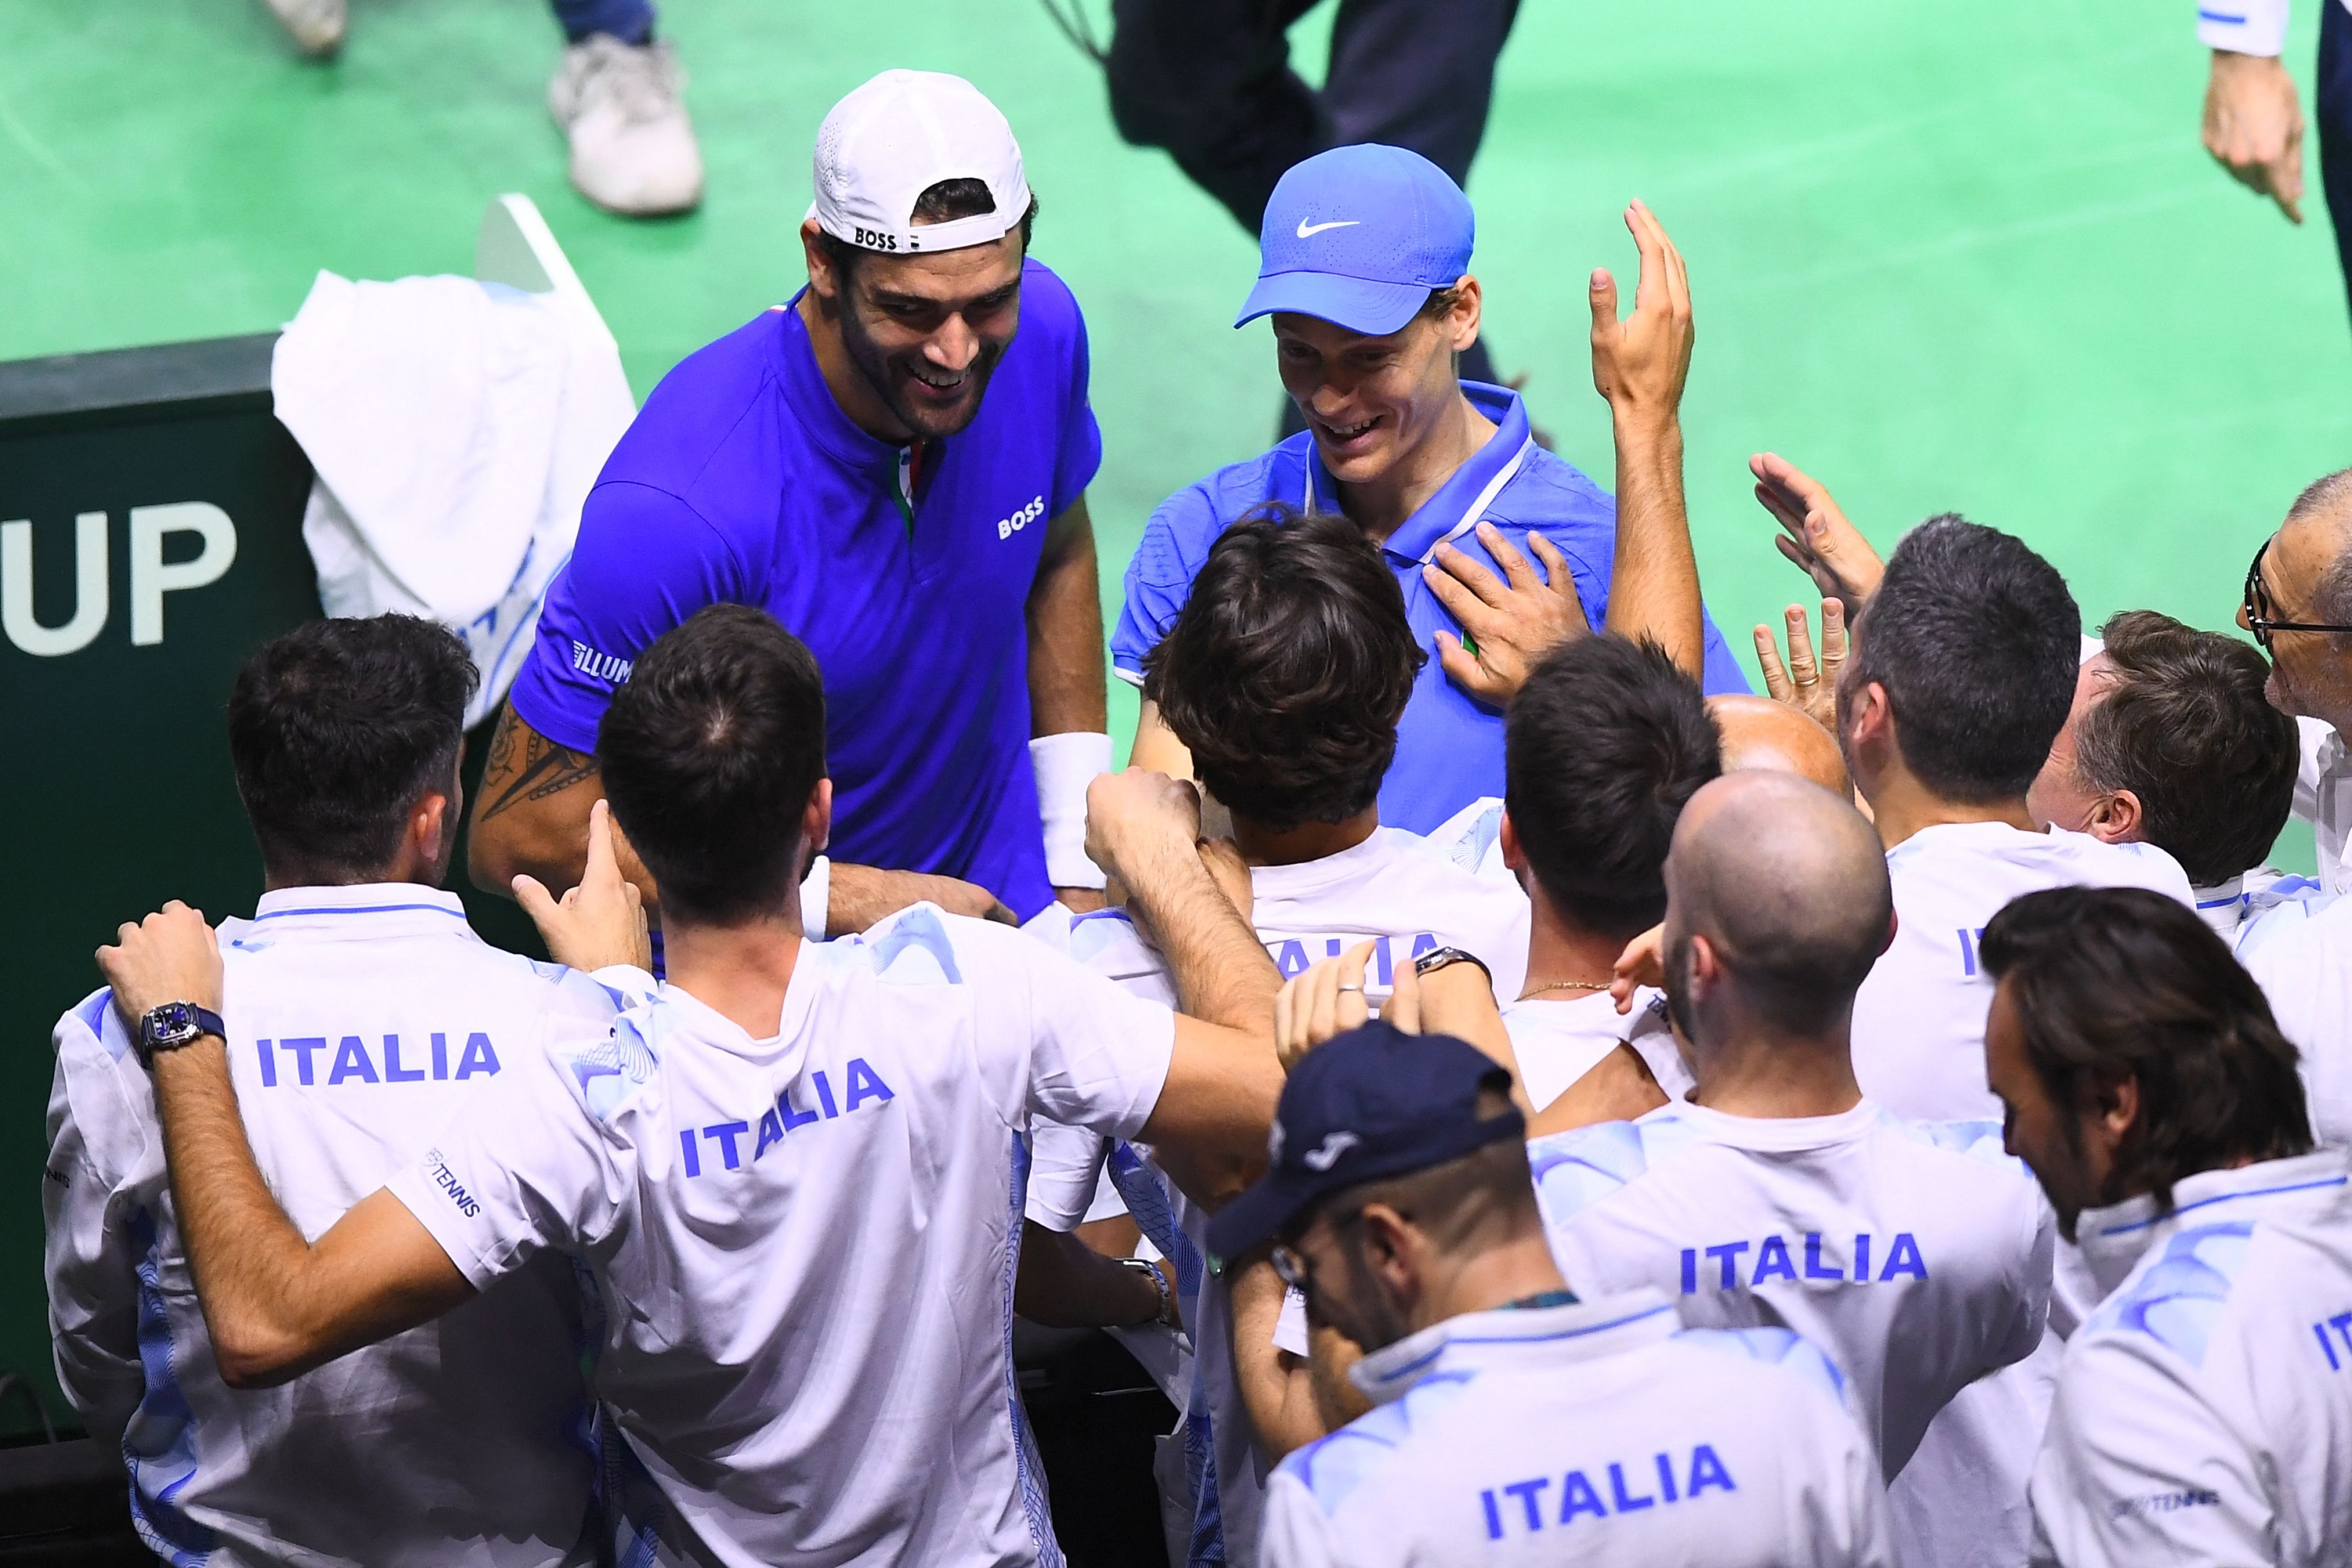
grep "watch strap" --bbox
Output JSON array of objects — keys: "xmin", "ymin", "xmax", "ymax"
[{"xmin": 136, "ymin": 1003, "xmax": 226, "ymax": 1069}]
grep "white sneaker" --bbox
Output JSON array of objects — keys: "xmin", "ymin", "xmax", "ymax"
[
  {"xmin": 263, "ymin": 0, "xmax": 345, "ymax": 57},
  {"xmin": 549, "ymin": 35, "xmax": 705, "ymax": 218}
]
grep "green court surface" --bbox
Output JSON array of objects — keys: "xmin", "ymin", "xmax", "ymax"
[{"xmin": 2, "ymin": 0, "xmax": 2343, "ymax": 1420}]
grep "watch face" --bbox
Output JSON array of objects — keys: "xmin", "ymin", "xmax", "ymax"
[{"xmin": 148, "ymin": 1003, "xmax": 197, "ymax": 1045}]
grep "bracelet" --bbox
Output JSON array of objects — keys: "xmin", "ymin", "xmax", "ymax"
[{"xmin": 1118, "ymin": 1255, "xmax": 1177, "ymax": 1328}]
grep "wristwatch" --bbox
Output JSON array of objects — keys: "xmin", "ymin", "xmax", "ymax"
[
  {"xmin": 136, "ymin": 1001, "xmax": 225, "ymax": 1069},
  {"xmin": 1413, "ymin": 946, "xmax": 1493, "ymax": 986},
  {"xmin": 1118, "ymin": 1255, "xmax": 1178, "ymax": 1329}
]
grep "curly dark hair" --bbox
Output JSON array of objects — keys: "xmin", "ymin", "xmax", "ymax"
[
  {"xmin": 1143, "ymin": 505, "xmax": 1423, "ymax": 833},
  {"xmin": 228, "ymin": 614, "xmax": 477, "ymax": 880},
  {"xmin": 1980, "ymin": 885, "xmax": 2312, "ymax": 1218}
]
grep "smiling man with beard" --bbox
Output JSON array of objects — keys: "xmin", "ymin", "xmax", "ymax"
[{"xmin": 471, "ymin": 69, "xmax": 1115, "ymax": 937}]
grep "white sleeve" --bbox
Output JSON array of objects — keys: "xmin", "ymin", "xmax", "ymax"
[
  {"xmin": 2244, "ymin": 916, "xmax": 2352, "ymax": 1145},
  {"xmin": 383, "ymin": 1018, "xmax": 629, "ymax": 1289},
  {"xmin": 964, "ymin": 920, "xmax": 1177, "ymax": 1142},
  {"xmin": 1025, "ymin": 1122, "xmax": 1113, "ymax": 1232},
  {"xmin": 1835, "ymin": 1414, "xmax": 1900, "ymax": 1568},
  {"xmin": 1994, "ymin": 1189, "xmax": 2060, "ymax": 1369},
  {"xmin": 2197, "ymin": 0, "xmax": 2290, "ymax": 57},
  {"xmin": 1257, "ymin": 1466, "xmax": 1343, "ymax": 1568},
  {"xmin": 42, "ymin": 1000, "xmax": 148, "ymax": 1446},
  {"xmin": 2029, "ymin": 1334, "xmax": 2270, "ymax": 1568}
]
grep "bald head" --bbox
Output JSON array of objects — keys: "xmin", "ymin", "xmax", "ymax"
[
  {"xmin": 1708, "ymin": 695, "xmax": 1851, "ymax": 797},
  {"xmin": 1664, "ymin": 771, "xmax": 1893, "ymax": 1041},
  {"xmin": 2282, "ymin": 468, "xmax": 2352, "ymax": 629}
]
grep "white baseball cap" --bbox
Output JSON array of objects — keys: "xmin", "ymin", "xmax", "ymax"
[{"xmin": 808, "ymin": 70, "xmax": 1031, "ymax": 256}]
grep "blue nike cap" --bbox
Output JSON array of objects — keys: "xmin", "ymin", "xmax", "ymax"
[
  {"xmin": 1235, "ymin": 143, "xmax": 1477, "ymax": 337},
  {"xmin": 1204, "ymin": 1020, "xmax": 1524, "ymax": 1268}
]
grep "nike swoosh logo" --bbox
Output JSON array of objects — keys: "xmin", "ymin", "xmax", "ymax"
[{"xmin": 1296, "ymin": 220, "xmax": 1360, "ymax": 238}]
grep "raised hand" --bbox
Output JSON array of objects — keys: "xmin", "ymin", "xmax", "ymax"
[
  {"xmin": 2204, "ymin": 51, "xmax": 2306, "ymax": 223},
  {"xmin": 1083, "ymin": 768, "xmax": 1204, "ymax": 888},
  {"xmin": 514, "ymin": 799, "xmax": 654, "ymax": 971},
  {"xmin": 1754, "ymin": 599, "xmax": 1849, "ymax": 732},
  {"xmin": 99, "ymin": 902, "xmax": 223, "ymax": 1029},
  {"xmin": 1609, "ymin": 923, "xmax": 1664, "ymax": 1016},
  {"xmin": 1588, "ymin": 198, "xmax": 1693, "ymax": 430},
  {"xmin": 1425, "ymin": 523, "xmax": 1591, "ymax": 706},
  {"xmin": 1751, "ymin": 452, "xmax": 1882, "ymax": 611},
  {"xmin": 1274, "ymin": 941, "xmax": 1381, "ymax": 1073}
]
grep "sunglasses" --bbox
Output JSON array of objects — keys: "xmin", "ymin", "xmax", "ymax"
[{"xmin": 2243, "ymin": 538, "xmax": 2352, "ymax": 651}]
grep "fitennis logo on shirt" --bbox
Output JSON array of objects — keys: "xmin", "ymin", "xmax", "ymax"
[
  {"xmin": 997, "ymin": 495, "xmax": 1044, "ymax": 541},
  {"xmin": 571, "ymin": 640, "xmax": 633, "ymax": 686},
  {"xmin": 423, "ymin": 1148, "xmax": 482, "ymax": 1219}
]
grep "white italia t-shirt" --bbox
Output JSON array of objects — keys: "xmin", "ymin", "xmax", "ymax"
[
  {"xmin": 1256, "ymin": 1294, "xmax": 1893, "ymax": 1568},
  {"xmin": 1040, "ymin": 826, "xmax": 1529, "ymax": 1014},
  {"xmin": 1501, "ymin": 989, "xmax": 1689, "ymax": 1109},
  {"xmin": 44, "ymin": 884, "xmax": 632, "ymax": 1567},
  {"xmin": 386, "ymin": 905, "xmax": 1178, "ymax": 1568},
  {"xmin": 2032, "ymin": 1149, "xmax": 2352, "ymax": 1568},
  {"xmin": 1528, "ymin": 1100, "xmax": 2053, "ymax": 1482},
  {"xmin": 1851, "ymin": 822, "xmax": 2194, "ymax": 1123},
  {"xmin": 2245, "ymin": 895, "xmax": 2352, "ymax": 1149}
]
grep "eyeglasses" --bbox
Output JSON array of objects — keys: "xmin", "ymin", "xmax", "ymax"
[
  {"xmin": 1267, "ymin": 1206, "xmax": 1374, "ymax": 1294},
  {"xmin": 1269, "ymin": 1243, "xmax": 1313, "ymax": 1291},
  {"xmin": 2243, "ymin": 539, "xmax": 2352, "ymax": 651}
]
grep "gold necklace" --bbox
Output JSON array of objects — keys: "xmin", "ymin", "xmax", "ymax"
[{"xmin": 1519, "ymin": 978, "xmax": 1610, "ymax": 998}]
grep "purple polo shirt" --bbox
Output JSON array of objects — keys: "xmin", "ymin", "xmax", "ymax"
[{"xmin": 510, "ymin": 260, "xmax": 1101, "ymax": 919}]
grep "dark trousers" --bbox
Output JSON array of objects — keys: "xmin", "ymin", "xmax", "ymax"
[
  {"xmin": 2320, "ymin": 0, "xmax": 2352, "ymax": 323},
  {"xmin": 552, "ymin": 0, "xmax": 654, "ymax": 45},
  {"xmin": 1108, "ymin": 0, "xmax": 1522, "ymax": 389}
]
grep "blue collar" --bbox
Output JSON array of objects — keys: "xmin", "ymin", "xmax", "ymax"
[
  {"xmin": 770, "ymin": 293, "xmax": 904, "ymax": 479},
  {"xmin": 1304, "ymin": 380, "xmax": 1537, "ymax": 564},
  {"xmin": 2074, "ymin": 1148, "xmax": 2352, "ymax": 1301},
  {"xmin": 1350, "ymin": 1288, "xmax": 1679, "ymax": 1406}
]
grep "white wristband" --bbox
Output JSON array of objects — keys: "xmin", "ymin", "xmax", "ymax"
[
  {"xmin": 1032, "ymin": 731, "xmax": 1112, "ymax": 890},
  {"xmin": 801, "ymin": 854, "xmax": 830, "ymax": 942},
  {"xmin": 2199, "ymin": 0, "xmax": 2288, "ymax": 56}
]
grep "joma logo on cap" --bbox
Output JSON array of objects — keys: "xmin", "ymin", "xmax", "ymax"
[{"xmin": 1301, "ymin": 1131, "xmax": 1360, "ymax": 1171}]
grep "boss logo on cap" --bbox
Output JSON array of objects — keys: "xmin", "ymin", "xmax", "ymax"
[{"xmin": 854, "ymin": 227, "xmax": 899, "ymax": 252}]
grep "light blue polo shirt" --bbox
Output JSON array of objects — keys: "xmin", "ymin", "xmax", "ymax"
[{"xmin": 1109, "ymin": 383, "xmax": 1748, "ymax": 834}]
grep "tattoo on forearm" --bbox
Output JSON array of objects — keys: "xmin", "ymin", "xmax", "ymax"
[{"xmin": 480, "ymin": 726, "xmax": 600, "ymax": 822}]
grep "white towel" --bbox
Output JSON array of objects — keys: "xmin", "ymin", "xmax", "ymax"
[{"xmin": 274, "ymin": 268, "xmax": 635, "ymax": 726}]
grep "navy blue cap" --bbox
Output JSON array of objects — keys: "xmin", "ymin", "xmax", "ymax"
[
  {"xmin": 1205, "ymin": 1020, "xmax": 1523, "ymax": 1265},
  {"xmin": 1234, "ymin": 143, "xmax": 1476, "ymax": 336}
]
